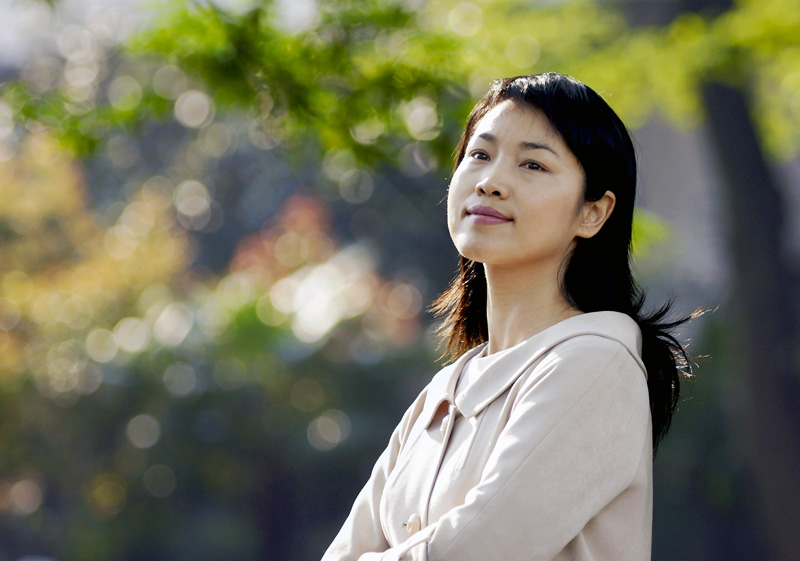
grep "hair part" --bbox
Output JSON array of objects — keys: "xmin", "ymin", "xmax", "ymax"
[{"xmin": 431, "ymin": 73, "xmax": 699, "ymax": 452}]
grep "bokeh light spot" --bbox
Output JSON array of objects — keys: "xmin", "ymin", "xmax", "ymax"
[
  {"xmin": 399, "ymin": 142, "xmax": 437, "ymax": 177},
  {"xmin": 153, "ymin": 303, "xmax": 193, "ymax": 347},
  {"xmin": 174, "ymin": 180, "xmax": 212, "ymax": 230},
  {"xmin": 88, "ymin": 474, "xmax": 127, "ymax": 518},
  {"xmin": 402, "ymin": 97, "xmax": 440, "ymax": 141},
  {"xmin": 86, "ymin": 328, "xmax": 118, "ymax": 363},
  {"xmin": 255, "ymin": 293, "xmax": 287, "ymax": 327},
  {"xmin": 152, "ymin": 65, "xmax": 187, "ymax": 99},
  {"xmin": 307, "ymin": 410, "xmax": 351, "ymax": 451},
  {"xmin": 126, "ymin": 414, "xmax": 161, "ymax": 449},
  {"xmin": 108, "ymin": 75, "xmax": 143, "ymax": 111},
  {"xmin": 247, "ymin": 116, "xmax": 284, "ymax": 150},
  {"xmin": 322, "ymin": 148, "xmax": 356, "ymax": 182},
  {"xmin": 350, "ymin": 118, "xmax": 385, "ymax": 145},
  {"xmin": 386, "ymin": 283, "xmax": 423, "ymax": 319},
  {"xmin": 64, "ymin": 56, "xmax": 99, "ymax": 89},
  {"xmin": 271, "ymin": 0, "xmax": 320, "ymax": 33},
  {"xmin": 86, "ymin": 5, "xmax": 121, "ymax": 44},
  {"xmin": 57, "ymin": 25, "xmax": 93, "ymax": 59},
  {"xmin": 174, "ymin": 90, "xmax": 214, "ymax": 128},
  {"xmin": 46, "ymin": 339, "xmax": 89, "ymax": 394},
  {"xmin": 104, "ymin": 225, "xmax": 139, "ymax": 260},
  {"xmin": 163, "ymin": 362, "xmax": 197, "ymax": 396},
  {"xmin": 114, "ymin": 317, "xmax": 150, "ymax": 353},
  {"xmin": 174, "ymin": 180, "xmax": 211, "ymax": 217},
  {"xmin": 77, "ymin": 364, "xmax": 103, "ymax": 395},
  {"xmin": 59, "ymin": 294, "xmax": 94, "ymax": 329},
  {"xmin": 143, "ymin": 464, "xmax": 176, "ymax": 498},
  {"xmin": 270, "ymin": 277, "xmax": 299, "ymax": 314},
  {"xmin": 448, "ymin": 3, "xmax": 483, "ymax": 37},
  {"xmin": 9, "ymin": 480, "xmax": 43, "ymax": 516},
  {"xmin": 200, "ymin": 122, "xmax": 236, "ymax": 157},
  {"xmin": 339, "ymin": 169, "xmax": 374, "ymax": 204}
]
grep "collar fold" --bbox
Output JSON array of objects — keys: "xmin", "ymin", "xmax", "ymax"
[
  {"xmin": 416, "ymin": 311, "xmax": 643, "ymax": 427},
  {"xmin": 454, "ymin": 312, "xmax": 643, "ymax": 418}
]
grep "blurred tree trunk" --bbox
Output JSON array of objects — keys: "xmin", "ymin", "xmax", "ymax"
[
  {"xmin": 624, "ymin": 1, "xmax": 800, "ymax": 558},
  {"xmin": 701, "ymin": 80, "xmax": 800, "ymax": 561}
]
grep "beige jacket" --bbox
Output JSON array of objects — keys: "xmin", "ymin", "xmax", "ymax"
[{"xmin": 322, "ymin": 312, "xmax": 653, "ymax": 561}]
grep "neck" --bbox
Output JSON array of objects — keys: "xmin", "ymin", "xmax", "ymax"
[{"xmin": 483, "ymin": 261, "xmax": 580, "ymax": 355}]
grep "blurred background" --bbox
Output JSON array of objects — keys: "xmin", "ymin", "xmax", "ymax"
[{"xmin": 0, "ymin": 0, "xmax": 798, "ymax": 559}]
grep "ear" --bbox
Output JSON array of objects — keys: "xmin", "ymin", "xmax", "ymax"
[{"xmin": 576, "ymin": 190, "xmax": 616, "ymax": 239}]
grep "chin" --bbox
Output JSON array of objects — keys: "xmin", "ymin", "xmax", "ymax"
[
  {"xmin": 454, "ymin": 246, "xmax": 488, "ymax": 263},
  {"xmin": 455, "ymin": 242, "xmax": 510, "ymax": 265}
]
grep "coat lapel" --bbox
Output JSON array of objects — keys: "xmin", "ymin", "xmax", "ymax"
[{"xmin": 404, "ymin": 345, "xmax": 485, "ymax": 446}]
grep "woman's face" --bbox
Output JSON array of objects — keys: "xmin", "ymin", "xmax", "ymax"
[{"xmin": 447, "ymin": 100, "xmax": 589, "ymax": 274}]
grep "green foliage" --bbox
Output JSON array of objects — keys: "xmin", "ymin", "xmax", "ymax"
[
  {"xmin": 7, "ymin": 0, "xmax": 800, "ymax": 164},
  {"xmin": 632, "ymin": 207, "xmax": 671, "ymax": 257}
]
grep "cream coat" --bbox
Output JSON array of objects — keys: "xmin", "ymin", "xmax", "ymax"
[{"xmin": 322, "ymin": 311, "xmax": 653, "ymax": 561}]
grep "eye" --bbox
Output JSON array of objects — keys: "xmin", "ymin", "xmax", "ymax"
[
  {"xmin": 469, "ymin": 150, "xmax": 490, "ymax": 161},
  {"xmin": 523, "ymin": 161, "xmax": 544, "ymax": 171}
]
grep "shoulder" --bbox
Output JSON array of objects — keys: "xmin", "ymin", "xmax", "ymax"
[
  {"xmin": 540, "ymin": 334, "xmax": 646, "ymax": 391},
  {"xmin": 518, "ymin": 323, "xmax": 649, "ymax": 413},
  {"xmin": 537, "ymin": 311, "xmax": 645, "ymax": 376},
  {"xmin": 547, "ymin": 332, "xmax": 641, "ymax": 371},
  {"xmin": 513, "ymin": 330, "xmax": 651, "ymax": 449}
]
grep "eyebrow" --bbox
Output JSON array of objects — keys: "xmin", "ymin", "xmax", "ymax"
[{"xmin": 476, "ymin": 132, "xmax": 560, "ymax": 157}]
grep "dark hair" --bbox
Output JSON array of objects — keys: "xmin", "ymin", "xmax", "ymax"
[{"xmin": 432, "ymin": 73, "xmax": 698, "ymax": 452}]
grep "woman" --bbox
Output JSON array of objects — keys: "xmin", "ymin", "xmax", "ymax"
[{"xmin": 322, "ymin": 73, "xmax": 695, "ymax": 561}]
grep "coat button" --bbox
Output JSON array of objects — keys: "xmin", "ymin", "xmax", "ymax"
[
  {"xmin": 440, "ymin": 414, "xmax": 450, "ymax": 437},
  {"xmin": 404, "ymin": 513, "xmax": 421, "ymax": 536}
]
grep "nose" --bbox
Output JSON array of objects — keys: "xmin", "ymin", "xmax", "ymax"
[{"xmin": 475, "ymin": 168, "xmax": 509, "ymax": 198}]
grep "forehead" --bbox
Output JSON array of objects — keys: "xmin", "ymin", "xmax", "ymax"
[{"xmin": 471, "ymin": 99, "xmax": 559, "ymax": 141}]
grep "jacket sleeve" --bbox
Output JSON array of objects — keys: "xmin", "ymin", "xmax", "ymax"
[
  {"xmin": 374, "ymin": 339, "xmax": 652, "ymax": 561},
  {"xmin": 321, "ymin": 389, "xmax": 429, "ymax": 561}
]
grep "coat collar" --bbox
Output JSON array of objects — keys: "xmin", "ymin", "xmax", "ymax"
[
  {"xmin": 418, "ymin": 312, "xmax": 643, "ymax": 428},
  {"xmin": 414, "ymin": 344, "xmax": 482, "ymax": 434}
]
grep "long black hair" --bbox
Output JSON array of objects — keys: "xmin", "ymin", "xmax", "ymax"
[{"xmin": 432, "ymin": 73, "xmax": 698, "ymax": 452}]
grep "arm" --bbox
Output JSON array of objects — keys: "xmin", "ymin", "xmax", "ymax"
[{"xmin": 380, "ymin": 339, "xmax": 652, "ymax": 561}]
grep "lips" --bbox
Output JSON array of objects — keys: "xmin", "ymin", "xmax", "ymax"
[{"xmin": 466, "ymin": 205, "xmax": 512, "ymax": 224}]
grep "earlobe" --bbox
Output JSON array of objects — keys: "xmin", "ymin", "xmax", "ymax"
[{"xmin": 577, "ymin": 191, "xmax": 616, "ymax": 239}]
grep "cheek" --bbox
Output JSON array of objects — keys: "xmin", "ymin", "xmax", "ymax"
[
  {"xmin": 446, "ymin": 187, "xmax": 458, "ymax": 236},
  {"xmin": 446, "ymin": 170, "xmax": 467, "ymax": 225}
]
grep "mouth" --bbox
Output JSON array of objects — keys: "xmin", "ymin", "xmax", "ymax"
[{"xmin": 466, "ymin": 205, "xmax": 512, "ymax": 224}]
